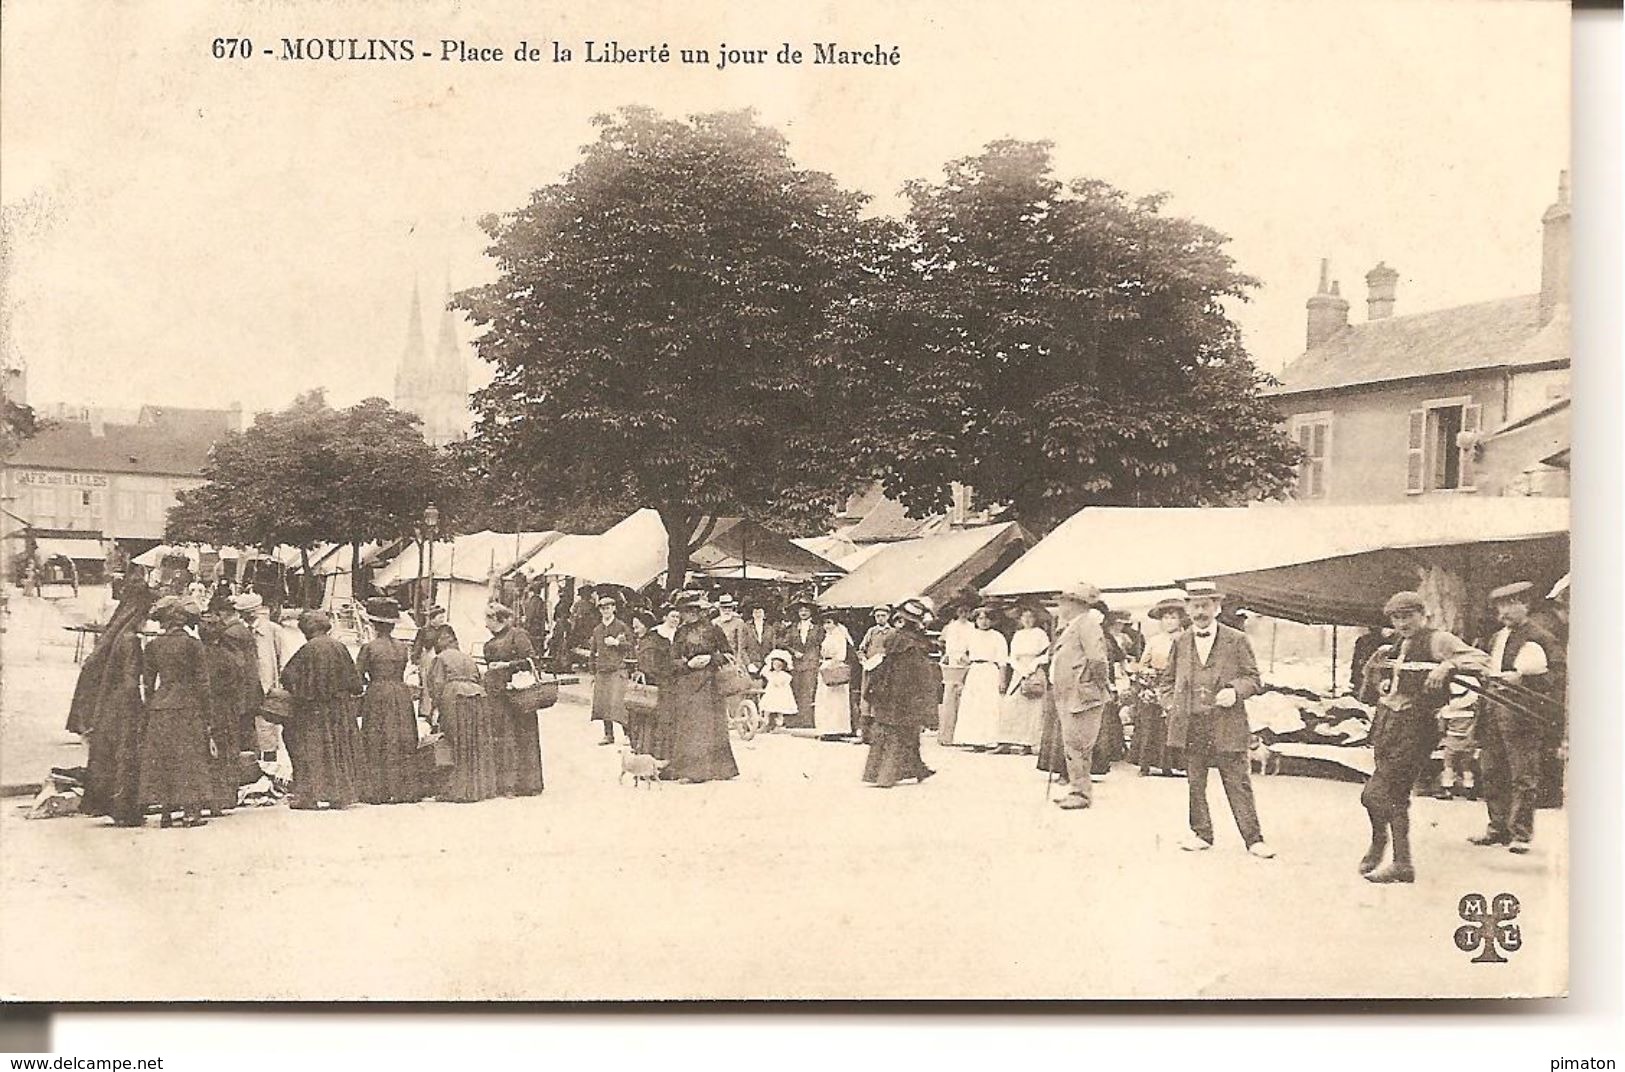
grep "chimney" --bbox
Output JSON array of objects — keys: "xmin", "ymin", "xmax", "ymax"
[
  {"xmin": 1365, "ymin": 261, "xmax": 1398, "ymax": 320},
  {"xmin": 1305, "ymin": 259, "xmax": 1350, "ymax": 349},
  {"xmin": 1539, "ymin": 169, "xmax": 1570, "ymax": 325}
]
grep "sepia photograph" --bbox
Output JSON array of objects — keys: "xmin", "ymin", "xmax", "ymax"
[{"xmin": 0, "ymin": 0, "xmax": 1579, "ymax": 1005}]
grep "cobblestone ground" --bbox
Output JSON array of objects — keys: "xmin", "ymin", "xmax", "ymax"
[{"xmin": 0, "ymin": 589, "xmax": 1567, "ymax": 1000}]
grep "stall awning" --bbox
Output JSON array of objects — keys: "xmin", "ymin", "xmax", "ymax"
[
  {"xmin": 817, "ymin": 522, "xmax": 1028, "ymax": 609},
  {"xmin": 374, "ymin": 531, "xmax": 563, "ymax": 586},
  {"xmin": 514, "ymin": 510, "xmax": 669, "ymax": 588},
  {"xmin": 34, "ymin": 534, "xmax": 106, "ymax": 561},
  {"xmin": 984, "ymin": 499, "xmax": 1569, "ymax": 626}
]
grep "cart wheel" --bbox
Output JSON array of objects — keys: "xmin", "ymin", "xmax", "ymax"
[{"xmin": 736, "ymin": 698, "xmax": 758, "ymax": 742}]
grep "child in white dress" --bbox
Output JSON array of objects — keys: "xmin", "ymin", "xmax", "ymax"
[{"xmin": 760, "ymin": 650, "xmax": 799, "ymax": 722}]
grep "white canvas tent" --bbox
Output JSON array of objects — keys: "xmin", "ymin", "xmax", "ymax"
[
  {"xmin": 372, "ymin": 530, "xmax": 564, "ymax": 652},
  {"xmin": 512, "ymin": 509, "xmax": 669, "ymax": 589}
]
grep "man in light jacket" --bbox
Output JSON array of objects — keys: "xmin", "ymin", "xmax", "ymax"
[
  {"xmin": 1048, "ymin": 582, "xmax": 1113, "ymax": 810},
  {"xmin": 1159, "ymin": 582, "xmax": 1272, "ymax": 858}
]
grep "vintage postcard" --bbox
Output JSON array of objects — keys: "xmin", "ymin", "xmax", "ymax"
[{"xmin": 0, "ymin": 0, "xmax": 1570, "ymax": 1000}]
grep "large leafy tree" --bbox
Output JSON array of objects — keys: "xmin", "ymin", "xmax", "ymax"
[
  {"xmin": 857, "ymin": 141, "xmax": 1300, "ymax": 533},
  {"xmin": 458, "ymin": 107, "xmax": 885, "ymax": 591},
  {"xmin": 168, "ymin": 391, "xmax": 452, "ymax": 580}
]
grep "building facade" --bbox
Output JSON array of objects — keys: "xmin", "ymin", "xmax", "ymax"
[
  {"xmin": 1, "ymin": 404, "xmax": 241, "ymax": 570},
  {"xmin": 1268, "ymin": 174, "xmax": 1571, "ymax": 504}
]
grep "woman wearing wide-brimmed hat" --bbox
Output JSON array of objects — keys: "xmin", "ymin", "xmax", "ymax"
[
  {"xmin": 1131, "ymin": 595, "xmax": 1188, "ymax": 777},
  {"xmin": 663, "ymin": 591, "xmax": 739, "ymax": 783},
  {"xmin": 137, "ymin": 597, "xmax": 217, "ymax": 827},
  {"xmin": 781, "ymin": 597, "xmax": 823, "ymax": 730},
  {"xmin": 279, "ymin": 610, "xmax": 367, "ymax": 810},
  {"xmin": 862, "ymin": 597, "xmax": 939, "ymax": 788},
  {"xmin": 997, "ymin": 603, "xmax": 1051, "ymax": 754},
  {"xmin": 356, "ymin": 598, "xmax": 421, "ymax": 804},
  {"xmin": 814, "ymin": 607, "xmax": 855, "ymax": 739}
]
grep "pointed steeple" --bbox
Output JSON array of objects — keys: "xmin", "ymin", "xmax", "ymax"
[
  {"xmin": 434, "ymin": 283, "xmax": 469, "ymax": 393},
  {"xmin": 395, "ymin": 278, "xmax": 430, "ymax": 409}
]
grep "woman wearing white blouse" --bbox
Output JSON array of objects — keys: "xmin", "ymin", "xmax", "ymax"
[
  {"xmin": 814, "ymin": 614, "xmax": 855, "ymax": 738},
  {"xmin": 952, "ymin": 607, "xmax": 1009, "ymax": 749},
  {"xmin": 997, "ymin": 607, "xmax": 1050, "ymax": 752}
]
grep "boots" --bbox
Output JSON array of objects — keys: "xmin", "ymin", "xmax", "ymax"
[
  {"xmin": 1365, "ymin": 812, "xmax": 1415, "ymax": 883},
  {"xmin": 1358, "ymin": 813, "xmax": 1389, "ymax": 875}
]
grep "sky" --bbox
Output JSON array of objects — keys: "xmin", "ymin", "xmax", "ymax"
[{"xmin": 1, "ymin": 0, "xmax": 1569, "ymax": 416}]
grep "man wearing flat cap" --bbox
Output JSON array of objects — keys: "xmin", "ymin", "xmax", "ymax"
[
  {"xmin": 1471, "ymin": 581, "xmax": 1563, "ymax": 854},
  {"xmin": 1358, "ymin": 590, "xmax": 1490, "ymax": 883},
  {"xmin": 1159, "ymin": 581, "xmax": 1272, "ymax": 857},
  {"xmin": 1048, "ymin": 582, "xmax": 1113, "ymax": 810}
]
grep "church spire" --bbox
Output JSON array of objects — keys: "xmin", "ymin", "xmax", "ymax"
[{"xmin": 434, "ymin": 283, "xmax": 469, "ymax": 393}]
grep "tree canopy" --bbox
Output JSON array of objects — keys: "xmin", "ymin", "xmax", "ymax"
[
  {"xmin": 458, "ymin": 107, "xmax": 886, "ymax": 589},
  {"xmin": 853, "ymin": 140, "xmax": 1300, "ymax": 532},
  {"xmin": 167, "ymin": 391, "xmax": 453, "ymax": 569}
]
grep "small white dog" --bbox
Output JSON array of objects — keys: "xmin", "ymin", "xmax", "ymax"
[{"xmin": 619, "ymin": 748, "xmax": 669, "ymax": 788}]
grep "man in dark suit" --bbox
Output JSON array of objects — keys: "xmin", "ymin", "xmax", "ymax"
[
  {"xmin": 782, "ymin": 600, "xmax": 823, "ymax": 729},
  {"xmin": 738, "ymin": 602, "xmax": 778, "ymax": 676},
  {"xmin": 1160, "ymin": 582, "xmax": 1272, "ymax": 858}
]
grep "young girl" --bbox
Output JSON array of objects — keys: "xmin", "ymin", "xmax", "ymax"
[{"xmin": 760, "ymin": 649, "xmax": 798, "ymax": 724}]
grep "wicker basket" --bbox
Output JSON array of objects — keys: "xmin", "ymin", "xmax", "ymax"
[{"xmin": 506, "ymin": 661, "xmax": 559, "ymax": 711}]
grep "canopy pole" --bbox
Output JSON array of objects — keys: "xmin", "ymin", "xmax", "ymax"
[{"xmin": 1330, "ymin": 625, "xmax": 1339, "ymax": 695}]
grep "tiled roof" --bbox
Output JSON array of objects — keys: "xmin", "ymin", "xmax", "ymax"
[
  {"xmin": 842, "ymin": 495, "xmax": 946, "ymax": 544},
  {"xmin": 5, "ymin": 408, "xmax": 233, "ymax": 476},
  {"xmin": 1268, "ymin": 296, "xmax": 1568, "ymax": 397}
]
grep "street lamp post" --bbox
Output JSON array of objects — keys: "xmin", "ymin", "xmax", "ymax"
[{"xmin": 423, "ymin": 503, "xmax": 440, "ymax": 620}]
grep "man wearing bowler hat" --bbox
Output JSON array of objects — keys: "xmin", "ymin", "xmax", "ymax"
[
  {"xmin": 1048, "ymin": 582, "xmax": 1113, "ymax": 810},
  {"xmin": 1160, "ymin": 581, "xmax": 1273, "ymax": 857},
  {"xmin": 1471, "ymin": 581, "xmax": 1562, "ymax": 854}
]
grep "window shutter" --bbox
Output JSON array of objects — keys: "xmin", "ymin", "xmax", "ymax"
[
  {"xmin": 1406, "ymin": 409, "xmax": 1426, "ymax": 494},
  {"xmin": 1459, "ymin": 403, "xmax": 1482, "ymax": 489}
]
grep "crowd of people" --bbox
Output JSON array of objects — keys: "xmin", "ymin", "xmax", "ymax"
[{"xmin": 62, "ymin": 565, "xmax": 1568, "ymax": 884}]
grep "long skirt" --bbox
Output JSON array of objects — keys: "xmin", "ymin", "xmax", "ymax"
[
  {"xmin": 787, "ymin": 669, "xmax": 818, "ymax": 730},
  {"xmin": 491, "ymin": 692, "xmax": 545, "ymax": 796},
  {"xmin": 137, "ymin": 705, "xmax": 215, "ymax": 811},
  {"xmin": 82, "ymin": 690, "xmax": 145, "ymax": 823},
  {"xmin": 591, "ymin": 669, "xmax": 628, "ymax": 727},
  {"xmin": 953, "ymin": 664, "xmax": 1004, "ymax": 747},
  {"xmin": 285, "ymin": 699, "xmax": 365, "ymax": 808},
  {"xmin": 997, "ymin": 684, "xmax": 1044, "ymax": 748},
  {"xmin": 439, "ymin": 692, "xmax": 503, "ymax": 803},
  {"xmin": 814, "ymin": 678, "xmax": 852, "ymax": 736},
  {"xmin": 1133, "ymin": 700, "xmax": 1174, "ymax": 772},
  {"xmin": 863, "ymin": 723, "xmax": 932, "ymax": 787},
  {"xmin": 1036, "ymin": 692, "xmax": 1067, "ymax": 778},
  {"xmin": 664, "ymin": 673, "xmax": 739, "ymax": 783},
  {"xmin": 937, "ymin": 665, "xmax": 968, "ymax": 745},
  {"xmin": 360, "ymin": 681, "xmax": 421, "ymax": 804},
  {"xmin": 1092, "ymin": 701, "xmax": 1126, "ymax": 774}
]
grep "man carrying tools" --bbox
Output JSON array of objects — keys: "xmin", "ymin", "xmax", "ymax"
[{"xmin": 1358, "ymin": 591, "xmax": 1490, "ymax": 884}]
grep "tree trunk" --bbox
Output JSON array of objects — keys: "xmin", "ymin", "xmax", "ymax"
[
  {"xmin": 658, "ymin": 504, "xmax": 693, "ymax": 595},
  {"xmin": 351, "ymin": 542, "xmax": 363, "ymax": 605},
  {"xmin": 298, "ymin": 547, "xmax": 312, "ymax": 608}
]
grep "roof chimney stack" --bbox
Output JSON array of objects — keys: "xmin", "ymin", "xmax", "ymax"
[
  {"xmin": 1365, "ymin": 261, "xmax": 1398, "ymax": 320},
  {"xmin": 1539, "ymin": 170, "xmax": 1570, "ymax": 325},
  {"xmin": 1306, "ymin": 259, "xmax": 1350, "ymax": 349}
]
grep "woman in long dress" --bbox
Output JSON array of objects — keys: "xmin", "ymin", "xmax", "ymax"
[
  {"xmin": 576, "ymin": 594, "xmax": 632, "ymax": 747},
  {"xmin": 627, "ymin": 612, "xmax": 664, "ymax": 755},
  {"xmin": 997, "ymin": 606, "xmax": 1050, "ymax": 753},
  {"xmin": 663, "ymin": 594, "xmax": 739, "ymax": 783},
  {"xmin": 279, "ymin": 610, "xmax": 366, "ymax": 810},
  {"xmin": 855, "ymin": 606, "xmax": 894, "ymax": 744},
  {"xmin": 647, "ymin": 605, "xmax": 683, "ymax": 760},
  {"xmin": 356, "ymin": 598, "xmax": 421, "ymax": 805},
  {"xmin": 814, "ymin": 610, "xmax": 855, "ymax": 739},
  {"xmin": 1133, "ymin": 598, "xmax": 1187, "ymax": 776},
  {"xmin": 482, "ymin": 603, "xmax": 544, "ymax": 796},
  {"xmin": 137, "ymin": 598, "xmax": 217, "ymax": 828},
  {"xmin": 862, "ymin": 597, "xmax": 939, "ymax": 788},
  {"xmin": 78, "ymin": 584, "xmax": 157, "ymax": 826},
  {"xmin": 952, "ymin": 606, "xmax": 1009, "ymax": 750},
  {"xmin": 199, "ymin": 612, "xmax": 249, "ymax": 815},
  {"xmin": 426, "ymin": 628, "xmax": 503, "ymax": 803}
]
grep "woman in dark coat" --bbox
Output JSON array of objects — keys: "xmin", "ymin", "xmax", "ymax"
[
  {"xmin": 279, "ymin": 610, "xmax": 366, "ymax": 810},
  {"xmin": 356, "ymin": 598, "xmax": 421, "ymax": 804},
  {"xmin": 79, "ymin": 585, "xmax": 157, "ymax": 825},
  {"xmin": 137, "ymin": 598, "xmax": 217, "ymax": 827},
  {"xmin": 627, "ymin": 611, "xmax": 665, "ymax": 755},
  {"xmin": 863, "ymin": 597, "xmax": 940, "ymax": 788},
  {"xmin": 426, "ymin": 628, "xmax": 502, "ymax": 803},
  {"xmin": 662, "ymin": 593, "xmax": 739, "ymax": 783},
  {"xmin": 199, "ymin": 612, "xmax": 249, "ymax": 815},
  {"xmin": 482, "ymin": 603, "xmax": 544, "ymax": 796},
  {"xmin": 576, "ymin": 594, "xmax": 632, "ymax": 746}
]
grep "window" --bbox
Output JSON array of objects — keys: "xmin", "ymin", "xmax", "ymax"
[
  {"xmin": 116, "ymin": 491, "xmax": 136, "ymax": 520},
  {"xmin": 1407, "ymin": 397, "xmax": 1481, "ymax": 494},
  {"xmin": 1290, "ymin": 412, "xmax": 1332, "ymax": 499}
]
